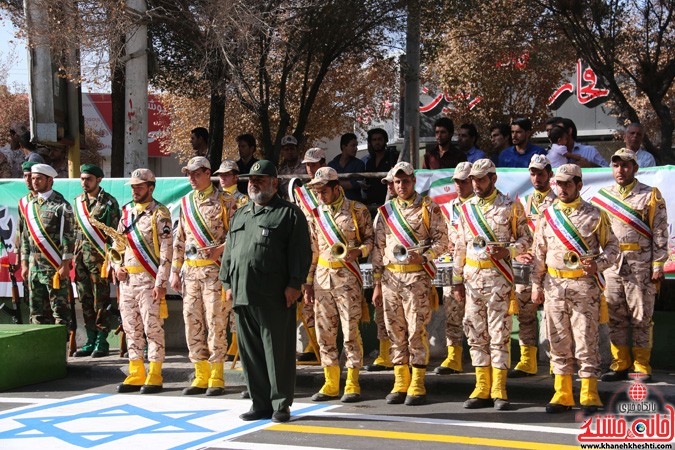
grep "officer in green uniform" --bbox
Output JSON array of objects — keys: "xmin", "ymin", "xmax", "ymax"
[
  {"xmin": 220, "ymin": 160, "xmax": 312, "ymax": 424},
  {"xmin": 20, "ymin": 163, "xmax": 75, "ymax": 325},
  {"xmin": 73, "ymin": 164, "xmax": 121, "ymax": 357}
]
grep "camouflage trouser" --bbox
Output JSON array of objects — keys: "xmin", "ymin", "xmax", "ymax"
[
  {"xmin": 314, "ymin": 281, "xmax": 363, "ymax": 368},
  {"xmin": 228, "ymin": 308, "xmax": 237, "ymax": 334},
  {"xmin": 442, "ymin": 286, "xmax": 465, "ymax": 346},
  {"xmin": 28, "ymin": 271, "xmax": 69, "ymax": 325},
  {"xmin": 544, "ymin": 275, "xmax": 600, "ymax": 378},
  {"xmin": 382, "ymin": 270, "xmax": 432, "ymax": 367},
  {"xmin": 75, "ymin": 257, "xmax": 111, "ymax": 332},
  {"xmin": 119, "ymin": 273, "xmax": 165, "ymax": 362},
  {"xmin": 464, "ymin": 274, "xmax": 512, "ymax": 370},
  {"xmin": 302, "ymin": 297, "xmax": 315, "ymax": 328},
  {"xmin": 605, "ymin": 265, "xmax": 656, "ymax": 349},
  {"xmin": 182, "ymin": 265, "xmax": 230, "ymax": 363},
  {"xmin": 515, "ymin": 283, "xmax": 538, "ymax": 347},
  {"xmin": 373, "ymin": 302, "xmax": 388, "ymax": 340}
]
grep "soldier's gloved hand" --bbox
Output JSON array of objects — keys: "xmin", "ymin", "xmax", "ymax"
[
  {"xmin": 170, "ymin": 272, "xmax": 182, "ymax": 293},
  {"xmin": 372, "ymin": 283, "xmax": 383, "ymax": 308},
  {"xmin": 531, "ymin": 289, "xmax": 545, "ymax": 305},
  {"xmin": 452, "ymin": 283, "xmax": 465, "ymax": 303}
]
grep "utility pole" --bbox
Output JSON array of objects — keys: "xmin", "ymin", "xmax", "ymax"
[
  {"xmin": 124, "ymin": 0, "xmax": 149, "ymax": 175},
  {"xmin": 403, "ymin": 0, "xmax": 420, "ymax": 167}
]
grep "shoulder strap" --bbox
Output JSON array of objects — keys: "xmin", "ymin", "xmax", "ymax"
[
  {"xmin": 422, "ymin": 196, "xmax": 431, "ymax": 233},
  {"xmin": 349, "ymin": 201, "xmax": 361, "ymax": 244}
]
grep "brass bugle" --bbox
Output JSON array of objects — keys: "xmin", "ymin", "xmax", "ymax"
[
  {"xmin": 472, "ymin": 236, "xmax": 514, "ymax": 253},
  {"xmin": 185, "ymin": 243, "xmax": 222, "ymax": 260},
  {"xmin": 563, "ymin": 251, "xmax": 601, "ymax": 270},
  {"xmin": 330, "ymin": 242, "xmax": 357, "ymax": 259},
  {"xmin": 392, "ymin": 243, "xmax": 430, "ymax": 263},
  {"xmin": 89, "ymin": 217, "xmax": 127, "ymax": 265}
]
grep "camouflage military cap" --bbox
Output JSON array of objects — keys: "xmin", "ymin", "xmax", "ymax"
[
  {"xmin": 307, "ymin": 167, "xmax": 338, "ymax": 187},
  {"xmin": 469, "ymin": 158, "xmax": 496, "ymax": 178},
  {"xmin": 181, "ymin": 156, "xmax": 211, "ymax": 174},
  {"xmin": 611, "ymin": 147, "xmax": 638, "ymax": 163},
  {"xmin": 125, "ymin": 168, "xmax": 156, "ymax": 185},
  {"xmin": 302, "ymin": 147, "xmax": 326, "ymax": 163},
  {"xmin": 391, "ymin": 161, "xmax": 415, "ymax": 177},
  {"xmin": 453, "ymin": 161, "xmax": 473, "ymax": 180},
  {"xmin": 213, "ymin": 159, "xmax": 239, "ymax": 174},
  {"xmin": 554, "ymin": 164, "xmax": 582, "ymax": 182},
  {"xmin": 281, "ymin": 135, "xmax": 298, "ymax": 147},
  {"xmin": 381, "ymin": 168, "xmax": 395, "ymax": 184},
  {"xmin": 529, "ymin": 154, "xmax": 551, "ymax": 171}
]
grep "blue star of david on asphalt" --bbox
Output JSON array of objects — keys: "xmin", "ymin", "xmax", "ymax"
[{"xmin": 0, "ymin": 403, "xmax": 224, "ymax": 448}]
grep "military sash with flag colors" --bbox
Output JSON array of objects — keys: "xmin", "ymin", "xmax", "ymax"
[
  {"xmin": 122, "ymin": 204, "xmax": 159, "ymax": 278},
  {"xmin": 18, "ymin": 195, "xmax": 31, "ymax": 222},
  {"xmin": 294, "ymin": 185, "xmax": 319, "ymax": 215},
  {"xmin": 25, "ymin": 200, "xmax": 63, "ymax": 270},
  {"xmin": 378, "ymin": 201, "xmax": 436, "ymax": 278},
  {"xmin": 311, "ymin": 206, "xmax": 362, "ymax": 285},
  {"xmin": 440, "ymin": 201, "xmax": 461, "ymax": 230},
  {"xmin": 590, "ymin": 189, "xmax": 652, "ymax": 240},
  {"xmin": 543, "ymin": 206, "xmax": 605, "ymax": 289},
  {"xmin": 181, "ymin": 191, "xmax": 220, "ymax": 266},
  {"xmin": 460, "ymin": 202, "xmax": 514, "ymax": 284},
  {"xmin": 520, "ymin": 195, "xmax": 540, "ymax": 233},
  {"xmin": 74, "ymin": 198, "xmax": 107, "ymax": 257}
]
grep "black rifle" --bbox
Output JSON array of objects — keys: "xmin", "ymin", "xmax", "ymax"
[
  {"xmin": 0, "ymin": 236, "xmax": 22, "ymax": 324},
  {"xmin": 67, "ymin": 281, "xmax": 77, "ymax": 356}
]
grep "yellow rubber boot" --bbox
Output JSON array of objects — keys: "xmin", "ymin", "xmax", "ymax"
[
  {"xmin": 632, "ymin": 347, "xmax": 653, "ymax": 376},
  {"xmin": 117, "ymin": 359, "xmax": 146, "ymax": 393},
  {"xmin": 183, "ymin": 360, "xmax": 209, "ymax": 395},
  {"xmin": 435, "ymin": 345, "xmax": 462, "ymax": 374},
  {"xmin": 312, "ymin": 366, "xmax": 340, "ymax": 401},
  {"xmin": 404, "ymin": 367, "xmax": 427, "ymax": 406},
  {"xmin": 298, "ymin": 327, "xmax": 319, "ymax": 363},
  {"xmin": 509, "ymin": 346, "xmax": 537, "ymax": 377},
  {"xmin": 491, "ymin": 368, "xmax": 510, "ymax": 410},
  {"xmin": 601, "ymin": 344, "xmax": 631, "ymax": 381},
  {"xmin": 226, "ymin": 332, "xmax": 238, "ymax": 358},
  {"xmin": 304, "ymin": 326, "xmax": 318, "ymax": 353},
  {"xmin": 463, "ymin": 366, "xmax": 492, "ymax": 409},
  {"xmin": 369, "ymin": 339, "xmax": 393, "ymax": 369},
  {"xmin": 206, "ymin": 362, "xmax": 225, "ymax": 396},
  {"xmin": 386, "ymin": 364, "xmax": 411, "ymax": 404},
  {"xmin": 140, "ymin": 361, "xmax": 163, "ymax": 394},
  {"xmin": 546, "ymin": 374, "xmax": 575, "ymax": 413},
  {"xmin": 341, "ymin": 368, "xmax": 361, "ymax": 403},
  {"xmin": 580, "ymin": 377, "xmax": 602, "ymax": 414}
]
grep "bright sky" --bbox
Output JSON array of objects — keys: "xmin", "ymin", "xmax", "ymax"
[{"xmin": 0, "ymin": 13, "xmax": 29, "ymax": 92}]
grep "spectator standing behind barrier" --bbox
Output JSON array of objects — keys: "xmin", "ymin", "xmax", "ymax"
[
  {"xmin": 235, "ymin": 133, "xmax": 259, "ymax": 194},
  {"xmin": 361, "ymin": 128, "xmax": 399, "ymax": 217},
  {"xmin": 220, "ymin": 160, "xmax": 312, "ymax": 424},
  {"xmin": 278, "ymin": 135, "xmax": 306, "ymax": 200},
  {"xmin": 423, "ymin": 117, "xmax": 466, "ymax": 169},
  {"xmin": 489, "ymin": 123, "xmax": 511, "ymax": 164},
  {"xmin": 48, "ymin": 146, "xmax": 69, "ymax": 178},
  {"xmin": 457, "ymin": 123, "xmax": 487, "ymax": 163},
  {"xmin": 328, "ymin": 133, "xmax": 366, "ymax": 201},
  {"xmin": 19, "ymin": 135, "xmax": 45, "ymax": 164},
  {"xmin": 623, "ymin": 123, "xmax": 656, "ymax": 168},
  {"xmin": 190, "ymin": 127, "xmax": 209, "ymax": 158},
  {"xmin": 553, "ymin": 118, "xmax": 608, "ymax": 168},
  {"xmin": 497, "ymin": 118, "xmax": 546, "ymax": 168}
]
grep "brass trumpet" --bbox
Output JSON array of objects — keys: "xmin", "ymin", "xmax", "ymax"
[
  {"xmin": 563, "ymin": 251, "xmax": 600, "ymax": 270},
  {"xmin": 472, "ymin": 236, "xmax": 514, "ymax": 253},
  {"xmin": 185, "ymin": 243, "xmax": 222, "ymax": 260},
  {"xmin": 392, "ymin": 243, "xmax": 430, "ymax": 263},
  {"xmin": 89, "ymin": 217, "xmax": 127, "ymax": 265},
  {"xmin": 330, "ymin": 242, "xmax": 358, "ymax": 259}
]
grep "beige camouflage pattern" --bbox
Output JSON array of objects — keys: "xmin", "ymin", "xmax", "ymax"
[
  {"xmin": 228, "ymin": 307, "xmax": 237, "ymax": 334},
  {"xmin": 601, "ymin": 181, "xmax": 668, "ymax": 349},
  {"xmin": 294, "ymin": 186, "xmax": 318, "ymax": 329},
  {"xmin": 117, "ymin": 200, "xmax": 173, "ymax": 362},
  {"xmin": 531, "ymin": 200, "xmax": 619, "ymax": 377},
  {"xmin": 515, "ymin": 190, "xmax": 557, "ymax": 346},
  {"xmin": 308, "ymin": 197, "xmax": 373, "ymax": 368},
  {"xmin": 372, "ymin": 194, "xmax": 447, "ymax": 367},
  {"xmin": 173, "ymin": 188, "xmax": 236, "ymax": 363},
  {"xmin": 373, "ymin": 303, "xmax": 387, "ymax": 339},
  {"xmin": 453, "ymin": 191, "xmax": 531, "ymax": 369},
  {"xmin": 381, "ymin": 271, "xmax": 432, "ymax": 366}
]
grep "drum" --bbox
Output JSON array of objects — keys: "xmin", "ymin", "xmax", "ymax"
[
  {"xmin": 433, "ymin": 262, "xmax": 453, "ymax": 287},
  {"xmin": 512, "ymin": 262, "xmax": 532, "ymax": 285},
  {"xmin": 360, "ymin": 263, "xmax": 374, "ymax": 289}
]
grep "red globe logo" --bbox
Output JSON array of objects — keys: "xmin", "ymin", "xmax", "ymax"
[{"xmin": 629, "ymin": 382, "xmax": 647, "ymax": 402}]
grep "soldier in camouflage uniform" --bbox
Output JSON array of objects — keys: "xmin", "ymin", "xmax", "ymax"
[
  {"xmin": 14, "ymin": 161, "xmax": 39, "ymax": 254},
  {"xmin": 20, "ymin": 164, "xmax": 74, "ymax": 325},
  {"xmin": 116, "ymin": 168, "xmax": 173, "ymax": 395},
  {"xmin": 435, "ymin": 161, "xmax": 473, "ymax": 375},
  {"xmin": 372, "ymin": 162, "xmax": 448, "ymax": 406},
  {"xmin": 303, "ymin": 167, "xmax": 374, "ymax": 403},
  {"xmin": 452, "ymin": 159, "xmax": 531, "ymax": 410},
  {"xmin": 214, "ymin": 159, "xmax": 248, "ymax": 362},
  {"xmin": 73, "ymin": 164, "xmax": 121, "ymax": 358},
  {"xmin": 593, "ymin": 149, "xmax": 668, "ymax": 383},
  {"xmin": 509, "ymin": 154, "xmax": 557, "ymax": 378},
  {"xmin": 171, "ymin": 157, "xmax": 237, "ymax": 396},
  {"xmin": 532, "ymin": 164, "xmax": 619, "ymax": 414}
]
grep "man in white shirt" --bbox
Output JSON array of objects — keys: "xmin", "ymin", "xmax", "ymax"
[{"xmin": 623, "ymin": 123, "xmax": 656, "ymax": 168}]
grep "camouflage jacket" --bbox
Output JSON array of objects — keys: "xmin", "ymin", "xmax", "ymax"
[{"xmin": 73, "ymin": 188, "xmax": 121, "ymax": 269}]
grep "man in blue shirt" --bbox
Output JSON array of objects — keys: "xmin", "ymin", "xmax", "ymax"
[
  {"xmin": 457, "ymin": 123, "xmax": 487, "ymax": 163},
  {"xmin": 554, "ymin": 118, "xmax": 608, "ymax": 167},
  {"xmin": 328, "ymin": 133, "xmax": 366, "ymax": 201},
  {"xmin": 497, "ymin": 118, "xmax": 546, "ymax": 168}
]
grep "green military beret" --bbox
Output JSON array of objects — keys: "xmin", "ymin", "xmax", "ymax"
[
  {"xmin": 22, "ymin": 161, "xmax": 39, "ymax": 173},
  {"xmin": 81, "ymin": 164, "xmax": 104, "ymax": 178},
  {"xmin": 248, "ymin": 160, "xmax": 278, "ymax": 177}
]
